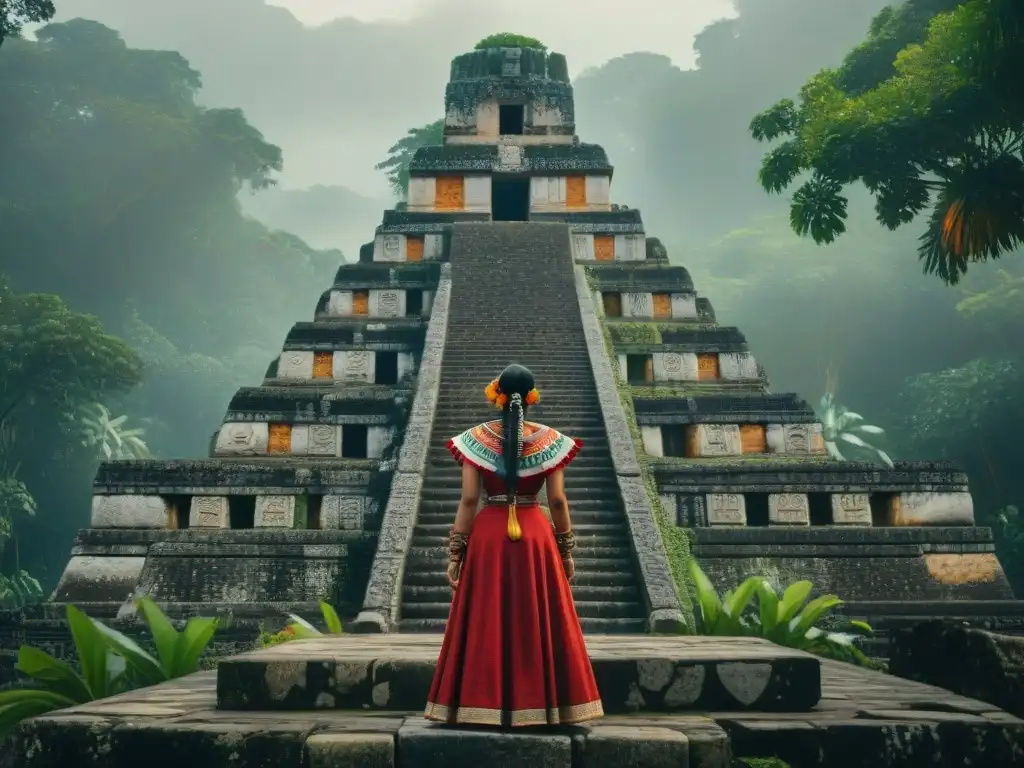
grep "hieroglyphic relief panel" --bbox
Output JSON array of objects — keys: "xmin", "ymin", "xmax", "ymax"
[
  {"xmin": 321, "ymin": 495, "xmax": 367, "ymax": 530},
  {"xmin": 707, "ymin": 494, "xmax": 747, "ymax": 526},
  {"xmin": 767, "ymin": 424, "xmax": 826, "ymax": 456},
  {"xmin": 622, "ymin": 292, "xmax": 653, "ymax": 319},
  {"xmin": 189, "ymin": 497, "xmax": 229, "ymax": 529},
  {"xmin": 268, "ymin": 423, "xmax": 292, "ymax": 455},
  {"xmin": 697, "ymin": 353, "xmax": 720, "ymax": 381},
  {"xmin": 214, "ymin": 423, "xmax": 269, "ymax": 456},
  {"xmin": 255, "ymin": 496, "xmax": 296, "ymax": 528},
  {"xmin": 688, "ymin": 425, "xmax": 742, "ymax": 457},
  {"xmin": 277, "ymin": 351, "xmax": 314, "ymax": 379},
  {"xmin": 769, "ymin": 494, "xmax": 811, "ymax": 525},
  {"xmin": 831, "ymin": 493, "xmax": 872, "ymax": 525},
  {"xmin": 719, "ymin": 352, "xmax": 759, "ymax": 380},
  {"xmin": 566, "ymin": 175, "xmax": 587, "ymax": 208},
  {"xmin": 307, "ymin": 425, "xmax": 341, "ymax": 457},
  {"xmin": 435, "ymin": 176, "xmax": 464, "ymax": 210},
  {"xmin": 375, "ymin": 234, "xmax": 404, "ymax": 262},
  {"xmin": 670, "ymin": 293, "xmax": 698, "ymax": 320},
  {"xmin": 369, "ymin": 289, "xmax": 405, "ymax": 318},
  {"xmin": 335, "ymin": 350, "xmax": 375, "ymax": 383},
  {"xmin": 653, "ymin": 352, "xmax": 699, "ymax": 382},
  {"xmin": 572, "ymin": 233, "xmax": 595, "ymax": 260}
]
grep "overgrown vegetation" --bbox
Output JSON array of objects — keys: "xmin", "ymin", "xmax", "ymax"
[
  {"xmin": 257, "ymin": 600, "xmax": 344, "ymax": 647},
  {"xmin": 474, "ymin": 33, "xmax": 546, "ymax": 51}
]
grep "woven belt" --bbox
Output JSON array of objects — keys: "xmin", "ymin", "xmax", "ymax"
[{"xmin": 485, "ymin": 495, "xmax": 539, "ymax": 506}]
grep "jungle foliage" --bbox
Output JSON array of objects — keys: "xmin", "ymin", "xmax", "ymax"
[{"xmin": 474, "ymin": 33, "xmax": 546, "ymax": 51}]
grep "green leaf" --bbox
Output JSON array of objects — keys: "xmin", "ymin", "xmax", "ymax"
[
  {"xmin": 856, "ymin": 424, "xmax": 885, "ymax": 434},
  {"xmin": 65, "ymin": 605, "xmax": 109, "ymax": 699},
  {"xmin": 14, "ymin": 646, "xmax": 91, "ymax": 704},
  {"xmin": 722, "ymin": 577, "xmax": 763, "ymax": 620},
  {"xmin": 758, "ymin": 140, "xmax": 804, "ymax": 194},
  {"xmin": 749, "ymin": 99, "xmax": 797, "ymax": 141},
  {"xmin": 320, "ymin": 601, "xmax": 343, "ymax": 635},
  {"xmin": 0, "ymin": 697, "xmax": 69, "ymax": 738},
  {"xmin": 790, "ymin": 175, "xmax": 848, "ymax": 244},
  {"xmin": 778, "ymin": 581, "xmax": 813, "ymax": 624},
  {"xmin": 90, "ymin": 617, "xmax": 164, "ymax": 687},
  {"xmin": 756, "ymin": 581, "xmax": 781, "ymax": 634},
  {"xmin": 687, "ymin": 560, "xmax": 721, "ymax": 632},
  {"xmin": 0, "ymin": 689, "xmax": 76, "ymax": 708},
  {"xmin": 135, "ymin": 597, "xmax": 179, "ymax": 672},
  {"xmin": 850, "ymin": 619, "xmax": 874, "ymax": 634},
  {"xmin": 791, "ymin": 594, "xmax": 844, "ymax": 637},
  {"xmin": 172, "ymin": 617, "xmax": 219, "ymax": 677}
]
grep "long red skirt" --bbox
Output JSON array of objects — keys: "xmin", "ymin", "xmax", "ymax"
[{"xmin": 424, "ymin": 504, "xmax": 604, "ymax": 726}]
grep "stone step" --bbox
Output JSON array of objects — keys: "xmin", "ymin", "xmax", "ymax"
[
  {"xmin": 396, "ymin": 616, "xmax": 649, "ymax": 633},
  {"xmin": 419, "ymin": 487, "xmax": 620, "ymax": 502},
  {"xmin": 401, "ymin": 600, "xmax": 645, "ymax": 621},
  {"xmin": 423, "ymin": 470, "xmax": 616, "ymax": 484},
  {"xmin": 417, "ymin": 497, "xmax": 623, "ymax": 512},
  {"xmin": 409, "ymin": 521, "xmax": 629, "ymax": 536},
  {"xmin": 406, "ymin": 551, "xmax": 634, "ymax": 567},
  {"xmin": 403, "ymin": 567, "xmax": 639, "ymax": 588},
  {"xmin": 409, "ymin": 533, "xmax": 629, "ymax": 549},
  {"xmin": 414, "ymin": 513, "xmax": 627, "ymax": 529},
  {"xmin": 401, "ymin": 584, "xmax": 642, "ymax": 604}
]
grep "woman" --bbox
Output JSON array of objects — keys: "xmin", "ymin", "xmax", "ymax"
[{"xmin": 424, "ymin": 363, "xmax": 604, "ymax": 727}]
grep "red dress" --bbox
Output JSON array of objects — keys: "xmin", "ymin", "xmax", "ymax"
[{"xmin": 424, "ymin": 420, "xmax": 604, "ymax": 727}]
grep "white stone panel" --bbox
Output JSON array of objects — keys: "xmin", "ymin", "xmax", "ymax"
[
  {"xmin": 476, "ymin": 102, "xmax": 499, "ymax": 135},
  {"xmin": 622, "ymin": 292, "xmax": 654, "ymax": 319},
  {"xmin": 532, "ymin": 103, "xmax": 564, "ymax": 127},
  {"xmin": 464, "ymin": 175, "xmax": 491, "ymax": 211},
  {"xmin": 530, "ymin": 176, "xmax": 566, "ymax": 208},
  {"xmin": 617, "ymin": 355, "xmax": 628, "ymax": 380},
  {"xmin": 325, "ymin": 290, "xmax": 353, "ymax": 316},
  {"xmin": 373, "ymin": 234, "xmax": 405, "ymax": 262},
  {"xmin": 572, "ymin": 233, "xmax": 595, "ymax": 260},
  {"xmin": 585, "ymin": 175, "xmax": 611, "ymax": 207},
  {"xmin": 719, "ymin": 352, "xmax": 759, "ymax": 380},
  {"xmin": 653, "ymin": 352, "xmax": 698, "ymax": 382},
  {"xmin": 423, "ymin": 234, "xmax": 444, "ymax": 260},
  {"xmin": 397, "ymin": 353, "xmax": 415, "ymax": 382},
  {"xmin": 831, "ymin": 494, "xmax": 872, "ymax": 526},
  {"xmin": 369, "ymin": 289, "xmax": 405, "ymax": 318},
  {"xmin": 693, "ymin": 425, "xmax": 742, "ymax": 456},
  {"xmin": 290, "ymin": 425, "xmax": 309, "ymax": 456},
  {"xmin": 769, "ymin": 494, "xmax": 811, "ymax": 526},
  {"xmin": 307, "ymin": 425, "xmax": 341, "ymax": 457},
  {"xmin": 255, "ymin": 495, "xmax": 295, "ymax": 528},
  {"xmin": 277, "ymin": 351, "xmax": 314, "ymax": 380},
  {"xmin": 214, "ymin": 423, "xmax": 269, "ymax": 456},
  {"xmin": 335, "ymin": 350, "xmax": 375, "ymax": 383},
  {"xmin": 189, "ymin": 496, "xmax": 230, "ymax": 528},
  {"xmin": 91, "ymin": 495, "xmax": 168, "ymax": 528},
  {"xmin": 767, "ymin": 424, "xmax": 824, "ymax": 455},
  {"xmin": 640, "ymin": 426, "xmax": 664, "ymax": 457},
  {"xmin": 707, "ymin": 494, "xmax": 747, "ymax": 526},
  {"xmin": 670, "ymin": 293, "xmax": 698, "ymax": 320},
  {"xmin": 614, "ymin": 234, "xmax": 645, "ymax": 261},
  {"xmin": 366, "ymin": 426, "xmax": 393, "ymax": 460},
  {"xmin": 322, "ymin": 495, "xmax": 367, "ymax": 530},
  {"xmin": 894, "ymin": 492, "xmax": 975, "ymax": 526},
  {"xmin": 55, "ymin": 555, "xmax": 146, "ymax": 597},
  {"xmin": 408, "ymin": 177, "xmax": 436, "ymax": 209}
]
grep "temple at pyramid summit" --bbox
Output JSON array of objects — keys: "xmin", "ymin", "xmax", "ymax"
[{"xmin": 5, "ymin": 42, "xmax": 1022, "ymax": 667}]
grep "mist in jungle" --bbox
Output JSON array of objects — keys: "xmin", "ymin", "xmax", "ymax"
[{"xmin": 2, "ymin": 0, "xmax": 1021, "ymax": 591}]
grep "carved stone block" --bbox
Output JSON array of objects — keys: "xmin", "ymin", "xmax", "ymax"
[
  {"xmin": 255, "ymin": 495, "xmax": 295, "ymax": 528},
  {"xmin": 276, "ymin": 351, "xmax": 314, "ymax": 379},
  {"xmin": 369, "ymin": 289, "xmax": 405, "ymax": 318},
  {"xmin": 322, "ymin": 495, "xmax": 367, "ymax": 530},
  {"xmin": 718, "ymin": 352, "xmax": 759, "ymax": 380},
  {"xmin": 90, "ymin": 495, "xmax": 168, "ymax": 528},
  {"xmin": 640, "ymin": 426, "xmax": 664, "ymax": 457},
  {"xmin": 335, "ymin": 350, "xmax": 376, "ymax": 383},
  {"xmin": 214, "ymin": 422, "xmax": 269, "ymax": 456},
  {"xmin": 768, "ymin": 494, "xmax": 810, "ymax": 526},
  {"xmin": 572, "ymin": 233, "xmax": 595, "ymax": 260},
  {"xmin": 189, "ymin": 496, "xmax": 230, "ymax": 529},
  {"xmin": 766, "ymin": 423, "xmax": 824, "ymax": 455},
  {"xmin": 325, "ymin": 290, "xmax": 353, "ymax": 316},
  {"xmin": 375, "ymin": 233, "xmax": 404, "ymax": 262},
  {"xmin": 621, "ymin": 292, "xmax": 653, "ymax": 319},
  {"xmin": 652, "ymin": 352, "xmax": 699, "ymax": 382},
  {"xmin": 706, "ymin": 494, "xmax": 746, "ymax": 526},
  {"xmin": 892, "ymin": 492, "xmax": 976, "ymax": 526},
  {"xmin": 831, "ymin": 493, "xmax": 872, "ymax": 526},
  {"xmin": 692, "ymin": 425, "xmax": 742, "ymax": 457},
  {"xmin": 308, "ymin": 425, "xmax": 341, "ymax": 457},
  {"xmin": 670, "ymin": 293, "xmax": 697, "ymax": 320},
  {"xmin": 497, "ymin": 140, "xmax": 523, "ymax": 168}
]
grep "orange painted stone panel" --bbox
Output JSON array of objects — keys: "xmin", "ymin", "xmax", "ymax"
[
  {"xmin": 268, "ymin": 423, "xmax": 292, "ymax": 454},
  {"xmin": 435, "ymin": 176, "xmax": 464, "ymax": 210},
  {"xmin": 684, "ymin": 426, "xmax": 700, "ymax": 458},
  {"xmin": 566, "ymin": 176, "xmax": 587, "ymax": 208},
  {"xmin": 925, "ymin": 553, "xmax": 1001, "ymax": 585},
  {"xmin": 652, "ymin": 293, "xmax": 672, "ymax": 320},
  {"xmin": 594, "ymin": 235, "xmax": 614, "ymax": 261},
  {"xmin": 697, "ymin": 353, "xmax": 720, "ymax": 381},
  {"xmin": 406, "ymin": 236, "xmax": 424, "ymax": 262},
  {"xmin": 352, "ymin": 290, "xmax": 369, "ymax": 316},
  {"xmin": 313, "ymin": 352, "xmax": 333, "ymax": 379},
  {"xmin": 643, "ymin": 356, "xmax": 654, "ymax": 383},
  {"xmin": 603, "ymin": 293, "xmax": 622, "ymax": 317},
  {"xmin": 740, "ymin": 424, "xmax": 767, "ymax": 454}
]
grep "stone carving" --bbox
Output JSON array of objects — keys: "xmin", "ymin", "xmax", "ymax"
[
  {"xmin": 423, "ymin": 234, "xmax": 444, "ymax": 260},
  {"xmin": 497, "ymin": 137, "xmax": 523, "ymax": 168},
  {"xmin": 307, "ymin": 425, "xmax": 340, "ymax": 457},
  {"xmin": 375, "ymin": 290, "xmax": 400, "ymax": 318},
  {"xmin": 189, "ymin": 497, "xmax": 229, "ymax": 528},
  {"xmin": 678, "ymin": 495, "xmax": 708, "ymax": 527},
  {"xmin": 831, "ymin": 493, "xmax": 872, "ymax": 526},
  {"xmin": 322, "ymin": 495, "xmax": 366, "ymax": 530},
  {"xmin": 501, "ymin": 48, "xmax": 521, "ymax": 77},
  {"xmin": 892, "ymin": 492, "xmax": 976, "ymax": 526},
  {"xmin": 766, "ymin": 423, "xmax": 823, "ymax": 455},
  {"xmin": 277, "ymin": 351, "xmax": 314, "ymax": 379},
  {"xmin": 769, "ymin": 494, "xmax": 810, "ymax": 526},
  {"xmin": 325, "ymin": 290, "xmax": 353, "ymax": 316},
  {"xmin": 255, "ymin": 496, "xmax": 295, "ymax": 528},
  {"xmin": 717, "ymin": 662, "xmax": 772, "ymax": 706},
  {"xmin": 622, "ymin": 292, "xmax": 652, "ymax": 319},
  {"xmin": 380, "ymin": 234, "xmax": 403, "ymax": 262},
  {"xmin": 214, "ymin": 423, "xmax": 268, "ymax": 456},
  {"xmin": 572, "ymin": 233, "xmax": 594, "ymax": 260},
  {"xmin": 706, "ymin": 494, "xmax": 746, "ymax": 526},
  {"xmin": 614, "ymin": 234, "xmax": 643, "ymax": 261},
  {"xmin": 718, "ymin": 352, "xmax": 759, "ymax": 380},
  {"xmin": 653, "ymin": 352, "xmax": 698, "ymax": 382},
  {"xmin": 90, "ymin": 495, "xmax": 168, "ymax": 529},
  {"xmin": 693, "ymin": 425, "xmax": 741, "ymax": 457},
  {"xmin": 338, "ymin": 351, "xmax": 374, "ymax": 383}
]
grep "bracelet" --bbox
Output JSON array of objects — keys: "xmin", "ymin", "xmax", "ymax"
[
  {"xmin": 554, "ymin": 529, "xmax": 576, "ymax": 560},
  {"xmin": 449, "ymin": 527, "xmax": 469, "ymax": 563}
]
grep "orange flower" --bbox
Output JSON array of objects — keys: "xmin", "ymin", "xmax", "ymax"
[
  {"xmin": 526, "ymin": 388, "xmax": 540, "ymax": 406},
  {"xmin": 484, "ymin": 381, "xmax": 498, "ymax": 403},
  {"xmin": 495, "ymin": 393, "xmax": 509, "ymax": 409}
]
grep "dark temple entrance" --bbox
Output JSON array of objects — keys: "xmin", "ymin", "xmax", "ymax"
[{"xmin": 491, "ymin": 176, "xmax": 530, "ymax": 221}]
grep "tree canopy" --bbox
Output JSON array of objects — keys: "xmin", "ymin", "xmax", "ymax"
[
  {"xmin": 0, "ymin": 0, "xmax": 54, "ymax": 47},
  {"xmin": 474, "ymin": 33, "xmax": 546, "ymax": 51},
  {"xmin": 750, "ymin": 0, "xmax": 1024, "ymax": 284},
  {"xmin": 374, "ymin": 119, "xmax": 445, "ymax": 198}
]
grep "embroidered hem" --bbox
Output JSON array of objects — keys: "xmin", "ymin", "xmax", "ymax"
[{"xmin": 423, "ymin": 698, "xmax": 604, "ymax": 726}]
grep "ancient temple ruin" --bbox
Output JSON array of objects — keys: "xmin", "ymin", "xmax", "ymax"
[{"xmin": 8, "ymin": 44, "xmax": 1021, "ymax": 666}]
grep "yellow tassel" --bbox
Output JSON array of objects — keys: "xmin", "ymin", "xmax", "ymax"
[{"xmin": 507, "ymin": 503, "xmax": 522, "ymax": 541}]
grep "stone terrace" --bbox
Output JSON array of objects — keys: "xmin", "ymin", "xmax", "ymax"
[{"xmin": 10, "ymin": 636, "xmax": 1024, "ymax": 768}]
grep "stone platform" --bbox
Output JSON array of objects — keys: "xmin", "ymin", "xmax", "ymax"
[
  {"xmin": 216, "ymin": 635, "xmax": 821, "ymax": 713},
  {"xmin": 9, "ymin": 636, "xmax": 1024, "ymax": 768}
]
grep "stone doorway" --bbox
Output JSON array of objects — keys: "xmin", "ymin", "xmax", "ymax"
[{"xmin": 491, "ymin": 176, "xmax": 530, "ymax": 221}]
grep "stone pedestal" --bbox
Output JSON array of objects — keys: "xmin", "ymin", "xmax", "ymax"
[
  {"xmin": 706, "ymin": 494, "xmax": 746, "ymax": 526},
  {"xmin": 768, "ymin": 494, "xmax": 810, "ymax": 526},
  {"xmin": 830, "ymin": 493, "xmax": 872, "ymax": 526},
  {"xmin": 189, "ymin": 496, "xmax": 230, "ymax": 528}
]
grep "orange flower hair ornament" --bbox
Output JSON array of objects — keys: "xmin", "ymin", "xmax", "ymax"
[{"xmin": 484, "ymin": 379, "xmax": 541, "ymax": 409}]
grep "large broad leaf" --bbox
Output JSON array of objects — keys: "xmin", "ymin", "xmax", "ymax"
[
  {"xmin": 778, "ymin": 581, "xmax": 813, "ymax": 624},
  {"xmin": 14, "ymin": 646, "xmax": 91, "ymax": 703},
  {"xmin": 285, "ymin": 614, "xmax": 323, "ymax": 639},
  {"xmin": 839, "ymin": 432, "xmax": 874, "ymax": 449},
  {"xmin": 319, "ymin": 601, "xmax": 343, "ymax": 635},
  {"xmin": 172, "ymin": 618, "xmax": 219, "ymax": 678},
  {"xmin": 790, "ymin": 175, "xmax": 849, "ymax": 244},
  {"xmin": 0, "ymin": 696, "xmax": 73, "ymax": 738},
  {"xmin": 722, "ymin": 577, "xmax": 763, "ymax": 622},
  {"xmin": 65, "ymin": 605, "xmax": 110, "ymax": 699},
  {"xmin": 756, "ymin": 582, "xmax": 781, "ymax": 635},
  {"xmin": 686, "ymin": 561, "xmax": 721, "ymax": 633},
  {"xmin": 90, "ymin": 616, "xmax": 164, "ymax": 687},
  {"xmin": 856, "ymin": 424, "xmax": 885, "ymax": 434},
  {"xmin": 791, "ymin": 595, "xmax": 844, "ymax": 638},
  {"xmin": 136, "ymin": 597, "xmax": 179, "ymax": 673}
]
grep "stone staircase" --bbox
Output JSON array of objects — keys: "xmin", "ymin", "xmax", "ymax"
[{"xmin": 398, "ymin": 222, "xmax": 647, "ymax": 633}]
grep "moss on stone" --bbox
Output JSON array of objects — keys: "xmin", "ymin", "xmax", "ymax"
[
  {"xmin": 628, "ymin": 385, "xmax": 764, "ymax": 398},
  {"xmin": 653, "ymin": 455, "xmax": 838, "ymax": 467},
  {"xmin": 734, "ymin": 759, "xmax": 792, "ymax": 768},
  {"xmin": 609, "ymin": 323, "xmax": 662, "ymax": 345},
  {"xmin": 474, "ymin": 33, "xmax": 546, "ymax": 50}
]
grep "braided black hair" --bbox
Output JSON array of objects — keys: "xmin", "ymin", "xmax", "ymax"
[{"xmin": 497, "ymin": 363, "xmax": 535, "ymax": 502}]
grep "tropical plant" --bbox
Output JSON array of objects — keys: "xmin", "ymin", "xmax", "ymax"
[
  {"xmin": 0, "ymin": 0, "xmax": 55, "ymax": 48},
  {"xmin": 375, "ymin": 119, "xmax": 445, "ymax": 198},
  {"xmin": 687, "ymin": 561, "xmax": 873, "ymax": 666},
  {"xmin": 0, "ymin": 569, "xmax": 44, "ymax": 609},
  {"xmin": 0, "ymin": 599, "xmax": 218, "ymax": 735},
  {"xmin": 819, "ymin": 392, "xmax": 893, "ymax": 467},
  {"xmin": 67, "ymin": 403, "xmax": 151, "ymax": 460},
  {"xmin": 474, "ymin": 33, "xmax": 546, "ymax": 51},
  {"xmin": 258, "ymin": 600, "xmax": 343, "ymax": 647}
]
